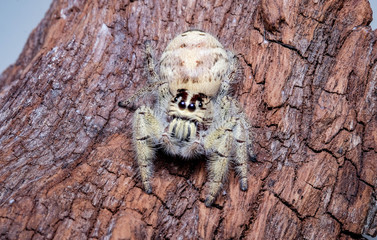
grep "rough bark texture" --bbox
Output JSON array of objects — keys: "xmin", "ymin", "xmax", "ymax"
[{"xmin": 0, "ymin": 0, "xmax": 377, "ymax": 239}]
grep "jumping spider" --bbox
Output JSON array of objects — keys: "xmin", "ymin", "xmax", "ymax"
[{"xmin": 119, "ymin": 30, "xmax": 254, "ymax": 206}]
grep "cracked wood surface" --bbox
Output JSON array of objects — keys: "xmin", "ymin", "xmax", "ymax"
[{"xmin": 0, "ymin": 0, "xmax": 376, "ymax": 239}]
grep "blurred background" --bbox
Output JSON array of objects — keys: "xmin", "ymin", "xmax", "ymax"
[{"xmin": 1, "ymin": 1, "xmax": 377, "ymax": 74}]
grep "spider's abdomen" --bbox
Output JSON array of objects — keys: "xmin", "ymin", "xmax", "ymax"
[{"xmin": 160, "ymin": 30, "xmax": 230, "ymax": 97}]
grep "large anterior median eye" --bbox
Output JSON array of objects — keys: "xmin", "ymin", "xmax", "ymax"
[
  {"xmin": 178, "ymin": 101, "xmax": 186, "ymax": 109},
  {"xmin": 188, "ymin": 103, "xmax": 196, "ymax": 111}
]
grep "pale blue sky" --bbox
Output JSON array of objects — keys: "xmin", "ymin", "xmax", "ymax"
[
  {"xmin": 0, "ymin": 0, "xmax": 52, "ymax": 73},
  {"xmin": 0, "ymin": 1, "xmax": 377, "ymax": 74}
]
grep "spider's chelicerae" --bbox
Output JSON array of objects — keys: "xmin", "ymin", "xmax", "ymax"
[{"xmin": 119, "ymin": 30, "xmax": 254, "ymax": 206}]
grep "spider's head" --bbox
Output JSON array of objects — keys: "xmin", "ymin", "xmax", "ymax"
[{"xmin": 168, "ymin": 89, "xmax": 209, "ymax": 122}]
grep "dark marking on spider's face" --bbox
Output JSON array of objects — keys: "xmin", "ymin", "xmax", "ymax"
[
  {"xmin": 172, "ymin": 89, "xmax": 207, "ymax": 112},
  {"xmin": 173, "ymin": 89, "xmax": 188, "ymax": 102}
]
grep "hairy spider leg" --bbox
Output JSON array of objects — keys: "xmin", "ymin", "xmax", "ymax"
[
  {"xmin": 133, "ymin": 106, "xmax": 161, "ymax": 193},
  {"xmin": 204, "ymin": 117, "xmax": 236, "ymax": 206}
]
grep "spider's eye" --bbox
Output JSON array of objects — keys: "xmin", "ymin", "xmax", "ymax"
[
  {"xmin": 173, "ymin": 97, "xmax": 178, "ymax": 102},
  {"xmin": 178, "ymin": 101, "xmax": 186, "ymax": 109},
  {"xmin": 198, "ymin": 101, "xmax": 203, "ymax": 108},
  {"xmin": 188, "ymin": 103, "xmax": 196, "ymax": 111}
]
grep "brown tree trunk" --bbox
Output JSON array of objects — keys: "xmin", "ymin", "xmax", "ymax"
[{"xmin": 1, "ymin": 0, "xmax": 376, "ymax": 239}]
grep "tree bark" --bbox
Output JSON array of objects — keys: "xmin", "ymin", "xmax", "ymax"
[{"xmin": 1, "ymin": 0, "xmax": 376, "ymax": 239}]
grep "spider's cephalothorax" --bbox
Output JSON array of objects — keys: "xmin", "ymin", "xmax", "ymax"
[{"xmin": 119, "ymin": 30, "xmax": 254, "ymax": 206}]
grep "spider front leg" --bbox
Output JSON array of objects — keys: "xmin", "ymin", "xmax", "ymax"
[
  {"xmin": 204, "ymin": 118, "xmax": 236, "ymax": 207},
  {"xmin": 133, "ymin": 105, "xmax": 161, "ymax": 194},
  {"xmin": 233, "ymin": 116, "xmax": 250, "ymax": 191}
]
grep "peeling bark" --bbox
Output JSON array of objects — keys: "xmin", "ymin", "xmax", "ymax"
[{"xmin": 0, "ymin": 0, "xmax": 376, "ymax": 239}]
